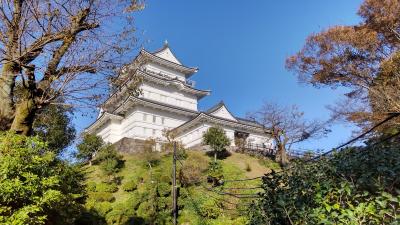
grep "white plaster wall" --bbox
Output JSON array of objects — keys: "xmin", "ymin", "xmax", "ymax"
[
  {"xmin": 120, "ymin": 105, "xmax": 191, "ymax": 141},
  {"xmin": 139, "ymin": 82, "xmax": 198, "ymax": 111},
  {"xmin": 178, "ymin": 124, "xmax": 210, "ymax": 148},
  {"xmin": 224, "ymin": 128, "xmax": 235, "ymax": 146},
  {"xmin": 177, "ymin": 123, "xmax": 273, "ymax": 149},
  {"xmin": 177, "ymin": 124, "xmax": 238, "ymax": 148},
  {"xmin": 247, "ymin": 133, "xmax": 273, "ymax": 147},
  {"xmin": 96, "ymin": 119, "xmax": 122, "ymax": 144},
  {"xmin": 143, "ymin": 62, "xmax": 186, "ymax": 82}
]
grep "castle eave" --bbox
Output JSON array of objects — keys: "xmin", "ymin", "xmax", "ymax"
[
  {"xmin": 172, "ymin": 113, "xmax": 270, "ymax": 136},
  {"xmin": 86, "ymin": 112, "xmax": 123, "ymax": 134},
  {"xmin": 139, "ymin": 50, "xmax": 198, "ymax": 76},
  {"xmin": 113, "ymin": 96, "xmax": 199, "ymax": 117}
]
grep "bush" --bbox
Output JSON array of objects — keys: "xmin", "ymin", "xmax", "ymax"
[
  {"xmin": 0, "ymin": 132, "xmax": 86, "ymax": 225},
  {"xmin": 141, "ymin": 139, "xmax": 161, "ymax": 167},
  {"xmin": 199, "ymin": 198, "xmax": 222, "ymax": 219},
  {"xmin": 125, "ymin": 192, "xmax": 144, "ymax": 210},
  {"xmin": 162, "ymin": 141, "xmax": 187, "ymax": 159},
  {"xmin": 96, "ymin": 182, "xmax": 118, "ymax": 193},
  {"xmin": 179, "ymin": 154, "xmax": 208, "ymax": 187},
  {"xmin": 122, "ymin": 179, "xmax": 138, "ymax": 192},
  {"xmin": 89, "ymin": 192, "xmax": 115, "ymax": 202},
  {"xmin": 94, "ymin": 144, "xmax": 123, "ymax": 165},
  {"xmin": 207, "ymin": 161, "xmax": 224, "ymax": 186},
  {"xmin": 76, "ymin": 133, "xmax": 104, "ymax": 164},
  {"xmin": 94, "ymin": 202, "xmax": 112, "ymax": 217},
  {"xmin": 86, "ymin": 181, "xmax": 97, "ymax": 192},
  {"xmin": 105, "ymin": 201, "xmax": 137, "ymax": 225},
  {"xmin": 100, "ymin": 158, "xmax": 120, "ymax": 181},
  {"xmin": 157, "ymin": 182, "xmax": 171, "ymax": 197},
  {"xmin": 250, "ymin": 142, "xmax": 400, "ymax": 224},
  {"xmin": 136, "ymin": 201, "xmax": 155, "ymax": 220}
]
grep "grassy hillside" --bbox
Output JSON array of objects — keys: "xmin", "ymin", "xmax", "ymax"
[{"xmin": 82, "ymin": 150, "xmax": 280, "ymax": 225}]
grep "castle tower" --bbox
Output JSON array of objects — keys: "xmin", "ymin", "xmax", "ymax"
[{"xmin": 86, "ymin": 43, "xmax": 271, "ymax": 152}]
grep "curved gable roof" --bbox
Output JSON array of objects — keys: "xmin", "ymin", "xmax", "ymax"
[
  {"xmin": 206, "ymin": 101, "xmax": 237, "ymax": 121},
  {"xmin": 153, "ymin": 45, "xmax": 182, "ymax": 65}
]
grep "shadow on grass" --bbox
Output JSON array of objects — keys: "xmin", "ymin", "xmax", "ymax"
[{"xmin": 205, "ymin": 149, "xmax": 232, "ymax": 160}]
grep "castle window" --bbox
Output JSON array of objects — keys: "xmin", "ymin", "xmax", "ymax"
[
  {"xmin": 143, "ymin": 114, "xmax": 147, "ymax": 121},
  {"xmin": 153, "ymin": 115, "xmax": 156, "ymax": 123},
  {"xmin": 161, "ymin": 117, "xmax": 165, "ymax": 125},
  {"xmin": 152, "ymin": 129, "xmax": 156, "ymax": 135}
]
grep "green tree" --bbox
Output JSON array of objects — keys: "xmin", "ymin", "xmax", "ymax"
[
  {"xmin": 95, "ymin": 144, "xmax": 124, "ymax": 183},
  {"xmin": 0, "ymin": 132, "xmax": 86, "ymax": 225},
  {"xmin": 33, "ymin": 104, "xmax": 76, "ymax": 154},
  {"xmin": 203, "ymin": 127, "xmax": 230, "ymax": 162},
  {"xmin": 100, "ymin": 158, "xmax": 120, "ymax": 182},
  {"xmin": 76, "ymin": 134, "xmax": 104, "ymax": 165}
]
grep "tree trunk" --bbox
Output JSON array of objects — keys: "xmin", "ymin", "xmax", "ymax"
[
  {"xmin": 275, "ymin": 144, "xmax": 289, "ymax": 167},
  {"xmin": 214, "ymin": 151, "xmax": 217, "ymax": 162},
  {"xmin": 10, "ymin": 97, "xmax": 36, "ymax": 135},
  {"xmin": 0, "ymin": 62, "xmax": 18, "ymax": 130}
]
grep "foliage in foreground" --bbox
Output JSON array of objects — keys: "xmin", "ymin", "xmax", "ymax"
[
  {"xmin": 0, "ymin": 132, "xmax": 86, "ymax": 225},
  {"xmin": 250, "ymin": 139, "xmax": 400, "ymax": 224}
]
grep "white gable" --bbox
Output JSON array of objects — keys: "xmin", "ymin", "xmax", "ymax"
[
  {"xmin": 210, "ymin": 105, "xmax": 237, "ymax": 121},
  {"xmin": 154, "ymin": 47, "xmax": 182, "ymax": 65}
]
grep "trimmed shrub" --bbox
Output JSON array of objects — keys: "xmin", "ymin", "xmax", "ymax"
[
  {"xmin": 179, "ymin": 161, "xmax": 203, "ymax": 187},
  {"xmin": 96, "ymin": 182, "xmax": 118, "ymax": 193},
  {"xmin": 105, "ymin": 202, "xmax": 136, "ymax": 225},
  {"xmin": 157, "ymin": 182, "xmax": 171, "ymax": 197},
  {"xmin": 199, "ymin": 198, "xmax": 222, "ymax": 219},
  {"xmin": 94, "ymin": 201, "xmax": 113, "ymax": 217},
  {"xmin": 93, "ymin": 144, "xmax": 123, "ymax": 164},
  {"xmin": 100, "ymin": 158, "xmax": 120, "ymax": 182},
  {"xmin": 89, "ymin": 192, "xmax": 115, "ymax": 202},
  {"xmin": 125, "ymin": 193, "xmax": 144, "ymax": 210},
  {"xmin": 179, "ymin": 153, "xmax": 209, "ymax": 187},
  {"xmin": 207, "ymin": 161, "xmax": 224, "ymax": 186},
  {"xmin": 136, "ymin": 201, "xmax": 155, "ymax": 219},
  {"xmin": 86, "ymin": 181, "xmax": 97, "ymax": 192},
  {"xmin": 122, "ymin": 179, "xmax": 138, "ymax": 192}
]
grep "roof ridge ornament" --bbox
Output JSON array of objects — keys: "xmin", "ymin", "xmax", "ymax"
[{"xmin": 164, "ymin": 39, "xmax": 169, "ymax": 47}]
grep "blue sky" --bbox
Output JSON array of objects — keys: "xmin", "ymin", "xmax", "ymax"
[{"xmin": 75, "ymin": 0, "xmax": 364, "ymax": 152}]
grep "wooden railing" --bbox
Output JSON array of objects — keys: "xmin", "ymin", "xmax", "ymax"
[{"xmin": 240, "ymin": 143, "xmax": 275, "ymax": 157}]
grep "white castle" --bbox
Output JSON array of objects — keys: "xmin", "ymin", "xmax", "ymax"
[{"xmin": 86, "ymin": 42, "xmax": 272, "ymax": 151}]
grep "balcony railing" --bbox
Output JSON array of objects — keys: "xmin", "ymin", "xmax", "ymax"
[{"xmin": 241, "ymin": 143, "xmax": 275, "ymax": 157}]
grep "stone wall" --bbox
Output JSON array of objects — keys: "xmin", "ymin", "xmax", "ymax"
[{"xmin": 112, "ymin": 137, "xmax": 147, "ymax": 153}]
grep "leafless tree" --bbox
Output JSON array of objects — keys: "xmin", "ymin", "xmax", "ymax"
[
  {"xmin": 248, "ymin": 102, "xmax": 329, "ymax": 166},
  {"xmin": 0, "ymin": 0, "xmax": 144, "ymax": 135}
]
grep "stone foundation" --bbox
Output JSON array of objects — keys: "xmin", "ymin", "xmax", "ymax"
[{"xmin": 112, "ymin": 137, "xmax": 147, "ymax": 153}]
